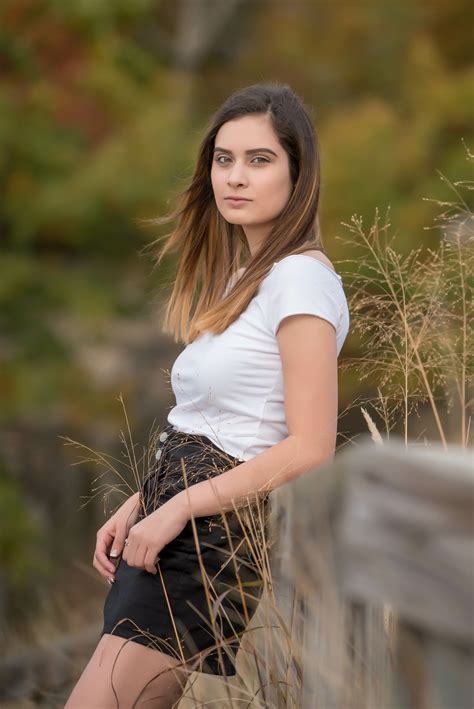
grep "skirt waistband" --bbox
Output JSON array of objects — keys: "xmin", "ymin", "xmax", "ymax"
[
  {"xmin": 140, "ymin": 423, "xmax": 245, "ymax": 516},
  {"xmin": 139, "ymin": 423, "xmax": 271, "ymax": 522},
  {"xmin": 152, "ymin": 423, "xmax": 244, "ymax": 467}
]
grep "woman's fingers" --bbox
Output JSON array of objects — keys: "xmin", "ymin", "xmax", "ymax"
[
  {"xmin": 128, "ymin": 540, "xmax": 142, "ymax": 569},
  {"xmin": 108, "ymin": 528, "xmax": 127, "ymax": 561},
  {"xmin": 106, "ymin": 531, "xmax": 125, "ymax": 578},
  {"xmin": 94, "ymin": 529, "xmax": 117, "ymax": 581},
  {"xmin": 144, "ymin": 548, "xmax": 159, "ymax": 574},
  {"xmin": 93, "ymin": 551, "xmax": 115, "ymax": 583},
  {"xmin": 121, "ymin": 537, "xmax": 133, "ymax": 566},
  {"xmin": 122, "ymin": 539, "xmax": 159, "ymax": 574}
]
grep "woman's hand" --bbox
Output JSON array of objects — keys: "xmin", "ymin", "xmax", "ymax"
[
  {"xmin": 94, "ymin": 491, "xmax": 141, "ymax": 584},
  {"xmin": 121, "ymin": 496, "xmax": 190, "ymax": 574}
]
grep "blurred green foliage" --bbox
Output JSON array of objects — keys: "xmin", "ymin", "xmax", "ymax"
[
  {"xmin": 0, "ymin": 0, "xmax": 472, "ymax": 629},
  {"xmin": 1, "ymin": 0, "xmax": 472, "ymax": 416},
  {"xmin": 0, "ymin": 460, "xmax": 51, "ymax": 624}
]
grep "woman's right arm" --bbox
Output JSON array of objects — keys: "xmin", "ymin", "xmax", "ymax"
[{"xmin": 93, "ymin": 491, "xmax": 141, "ymax": 584}]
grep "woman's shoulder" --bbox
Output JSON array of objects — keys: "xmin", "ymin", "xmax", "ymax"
[
  {"xmin": 296, "ymin": 249, "xmax": 337, "ymax": 272},
  {"xmin": 269, "ymin": 251, "xmax": 344, "ymax": 284}
]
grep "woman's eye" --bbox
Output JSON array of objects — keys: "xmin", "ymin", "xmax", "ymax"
[{"xmin": 214, "ymin": 156, "xmax": 269, "ymax": 164}]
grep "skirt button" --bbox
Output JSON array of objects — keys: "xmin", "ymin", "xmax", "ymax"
[
  {"xmin": 155, "ymin": 448, "xmax": 162, "ymax": 461},
  {"xmin": 159, "ymin": 431, "xmax": 168, "ymax": 442}
]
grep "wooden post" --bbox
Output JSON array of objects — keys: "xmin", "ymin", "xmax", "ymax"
[{"xmin": 261, "ymin": 434, "xmax": 474, "ymax": 708}]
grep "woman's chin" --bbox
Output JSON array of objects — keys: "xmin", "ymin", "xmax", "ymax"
[{"xmin": 222, "ymin": 215, "xmax": 250, "ymax": 226}]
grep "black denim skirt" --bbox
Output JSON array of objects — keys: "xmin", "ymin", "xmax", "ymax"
[{"xmin": 101, "ymin": 423, "xmax": 270, "ymax": 676}]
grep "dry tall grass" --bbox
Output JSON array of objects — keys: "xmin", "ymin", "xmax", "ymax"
[
  {"xmin": 337, "ymin": 142, "xmax": 473, "ymax": 451},
  {"xmin": 26, "ymin": 146, "xmax": 473, "ymax": 707}
]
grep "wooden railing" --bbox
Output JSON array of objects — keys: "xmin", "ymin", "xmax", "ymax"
[
  {"xmin": 246, "ymin": 434, "xmax": 474, "ymax": 708},
  {"xmin": 1, "ymin": 435, "xmax": 473, "ymax": 708}
]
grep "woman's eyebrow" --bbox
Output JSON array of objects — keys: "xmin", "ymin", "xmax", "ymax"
[{"xmin": 213, "ymin": 147, "xmax": 278, "ymax": 157}]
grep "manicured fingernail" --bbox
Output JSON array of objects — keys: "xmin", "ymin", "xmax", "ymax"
[
  {"xmin": 110, "ymin": 549, "xmax": 120, "ymax": 557},
  {"xmin": 107, "ymin": 577, "xmax": 115, "ymax": 585}
]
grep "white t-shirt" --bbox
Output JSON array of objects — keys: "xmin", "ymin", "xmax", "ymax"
[{"xmin": 166, "ymin": 254, "xmax": 350, "ymax": 461}]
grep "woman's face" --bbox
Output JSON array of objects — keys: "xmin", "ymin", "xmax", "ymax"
[{"xmin": 211, "ymin": 114, "xmax": 293, "ymax": 250}]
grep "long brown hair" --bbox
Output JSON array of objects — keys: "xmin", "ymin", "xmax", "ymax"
[{"xmin": 141, "ymin": 81, "xmax": 325, "ymax": 345}]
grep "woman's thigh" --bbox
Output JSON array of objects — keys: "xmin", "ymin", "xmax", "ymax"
[{"xmin": 65, "ymin": 633, "xmax": 196, "ymax": 709}]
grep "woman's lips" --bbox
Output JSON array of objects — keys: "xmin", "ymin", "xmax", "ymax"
[{"xmin": 225, "ymin": 198, "xmax": 251, "ymax": 205}]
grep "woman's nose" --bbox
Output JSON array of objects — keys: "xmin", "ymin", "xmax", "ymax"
[{"xmin": 227, "ymin": 163, "xmax": 247, "ymax": 185}]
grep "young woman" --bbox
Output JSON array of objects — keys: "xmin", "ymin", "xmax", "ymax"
[{"xmin": 66, "ymin": 82, "xmax": 350, "ymax": 708}]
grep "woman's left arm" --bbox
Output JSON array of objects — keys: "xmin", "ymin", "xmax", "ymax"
[
  {"xmin": 173, "ymin": 313, "xmax": 339, "ymax": 520},
  {"xmin": 122, "ymin": 314, "xmax": 338, "ymax": 573}
]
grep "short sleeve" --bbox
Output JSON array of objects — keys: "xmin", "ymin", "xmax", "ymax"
[{"xmin": 264, "ymin": 256, "xmax": 345, "ymax": 338}]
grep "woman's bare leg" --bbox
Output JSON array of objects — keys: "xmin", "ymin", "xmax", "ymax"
[{"xmin": 65, "ymin": 633, "xmax": 196, "ymax": 709}]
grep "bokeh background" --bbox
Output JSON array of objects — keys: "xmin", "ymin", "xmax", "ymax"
[{"xmin": 0, "ymin": 0, "xmax": 472, "ymax": 699}]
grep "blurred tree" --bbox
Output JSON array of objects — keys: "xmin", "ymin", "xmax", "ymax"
[{"xmin": 0, "ymin": 0, "xmax": 472, "ymax": 638}]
